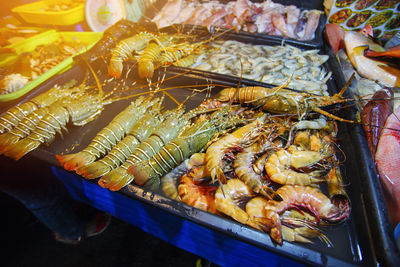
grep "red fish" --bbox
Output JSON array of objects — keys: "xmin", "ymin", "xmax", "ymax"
[
  {"xmin": 361, "ymin": 89, "xmax": 393, "ymax": 159},
  {"xmin": 375, "ymin": 106, "xmax": 400, "ymax": 226}
]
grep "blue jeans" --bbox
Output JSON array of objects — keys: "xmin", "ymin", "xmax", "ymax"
[{"xmin": 0, "ymin": 156, "xmax": 86, "ymax": 240}]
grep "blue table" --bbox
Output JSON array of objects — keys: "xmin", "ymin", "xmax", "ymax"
[{"xmin": 52, "ymin": 167, "xmax": 306, "ymax": 267}]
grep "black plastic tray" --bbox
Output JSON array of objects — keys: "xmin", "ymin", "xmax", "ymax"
[
  {"xmin": 146, "ymin": 0, "xmax": 326, "ymax": 48},
  {"xmin": 157, "ymin": 25, "xmax": 332, "ymax": 95},
  {"xmin": 0, "ymin": 57, "xmax": 379, "ymax": 266},
  {"xmin": 323, "ymin": 40, "xmax": 400, "ymax": 266}
]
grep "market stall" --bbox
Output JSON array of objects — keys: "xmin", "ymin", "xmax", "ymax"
[{"xmin": 1, "ymin": 0, "xmax": 399, "ymax": 266}]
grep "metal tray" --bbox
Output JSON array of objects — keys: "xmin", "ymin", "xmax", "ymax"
[
  {"xmin": 146, "ymin": 0, "xmax": 326, "ymax": 48},
  {"xmin": 0, "ymin": 56, "xmax": 378, "ymax": 266}
]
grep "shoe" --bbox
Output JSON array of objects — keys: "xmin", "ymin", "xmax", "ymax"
[
  {"xmin": 54, "ymin": 232, "xmax": 83, "ymax": 245},
  {"xmin": 85, "ymin": 212, "xmax": 111, "ymax": 237},
  {"xmin": 54, "ymin": 213, "xmax": 111, "ymax": 245}
]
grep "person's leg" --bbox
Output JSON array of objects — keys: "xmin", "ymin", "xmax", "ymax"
[
  {"xmin": 1, "ymin": 156, "xmax": 110, "ymax": 243},
  {"xmin": 0, "ymin": 170, "xmax": 86, "ymax": 240}
]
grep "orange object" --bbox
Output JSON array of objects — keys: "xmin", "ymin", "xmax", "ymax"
[{"xmin": 325, "ymin": 23, "xmax": 345, "ymax": 55}]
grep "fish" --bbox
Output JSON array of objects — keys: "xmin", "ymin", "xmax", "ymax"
[
  {"xmin": 375, "ymin": 106, "xmax": 400, "ymax": 226},
  {"xmin": 361, "ymin": 89, "xmax": 394, "ymax": 159},
  {"xmin": 344, "ymin": 31, "xmax": 400, "ymax": 87},
  {"xmin": 325, "ymin": 24, "xmax": 400, "ymax": 87}
]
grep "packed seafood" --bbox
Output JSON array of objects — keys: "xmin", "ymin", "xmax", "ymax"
[
  {"xmin": 192, "ymin": 40, "xmax": 331, "ymax": 95},
  {"xmin": 152, "ymin": 0, "xmax": 322, "ymax": 41},
  {"xmin": 0, "ymin": 25, "xmax": 41, "ymax": 48},
  {"xmin": 0, "ymin": 38, "xmax": 86, "ymax": 95},
  {"xmin": 41, "ymin": 1, "xmax": 84, "ymax": 12}
]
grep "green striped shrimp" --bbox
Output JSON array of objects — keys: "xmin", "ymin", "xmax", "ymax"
[
  {"xmin": 98, "ymin": 106, "xmax": 189, "ymax": 191},
  {"xmin": 108, "ymin": 32, "xmax": 154, "ymax": 78},
  {"xmin": 129, "ymin": 107, "xmax": 242, "ymax": 192},
  {"xmin": 137, "ymin": 35, "xmax": 175, "ymax": 79},
  {"xmin": 4, "ymin": 88, "xmax": 108, "ymax": 161},
  {"xmin": 0, "ymin": 81, "xmax": 77, "ymax": 134},
  {"xmin": 76, "ymin": 105, "xmax": 164, "ymax": 179},
  {"xmin": 0, "ymin": 106, "xmax": 50, "ymax": 154},
  {"xmin": 56, "ymin": 96, "xmax": 160, "ymax": 171}
]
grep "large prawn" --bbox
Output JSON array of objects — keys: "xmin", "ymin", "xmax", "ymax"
[
  {"xmin": 245, "ymin": 196, "xmax": 330, "ymax": 244},
  {"xmin": 233, "ymin": 122, "xmax": 286, "ymax": 196},
  {"xmin": 0, "ymin": 81, "xmax": 77, "ymax": 134},
  {"xmin": 75, "ymin": 103, "xmax": 164, "ymax": 178},
  {"xmin": 129, "ymin": 107, "xmax": 243, "ymax": 191},
  {"xmin": 205, "ymin": 114, "xmax": 267, "ymax": 185},
  {"xmin": 56, "ymin": 96, "xmax": 160, "ymax": 171},
  {"xmin": 262, "ymin": 185, "xmax": 349, "ymax": 244},
  {"xmin": 108, "ymin": 32, "xmax": 155, "ymax": 78},
  {"xmin": 217, "ymin": 74, "xmax": 356, "ymax": 123}
]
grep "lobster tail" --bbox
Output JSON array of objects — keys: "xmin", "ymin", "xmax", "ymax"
[
  {"xmin": 56, "ymin": 152, "xmax": 93, "ymax": 171},
  {"xmin": 138, "ymin": 60, "xmax": 154, "ymax": 79},
  {"xmin": 109, "ymin": 173, "xmax": 134, "ymax": 191},
  {"xmin": 76, "ymin": 161, "xmax": 111, "ymax": 179},
  {"xmin": 98, "ymin": 167, "xmax": 133, "ymax": 190},
  {"xmin": 108, "ymin": 60, "xmax": 123, "ymax": 78},
  {"xmin": 0, "ymin": 134, "xmax": 20, "ymax": 154},
  {"xmin": 4, "ymin": 138, "xmax": 41, "ymax": 160}
]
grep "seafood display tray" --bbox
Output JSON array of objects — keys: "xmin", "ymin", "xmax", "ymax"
[
  {"xmin": 7, "ymin": 61, "xmax": 378, "ymax": 267},
  {"xmin": 12, "ymin": 1, "xmax": 85, "ymax": 26},
  {"xmin": 150, "ymin": 0, "xmax": 326, "ymax": 48},
  {"xmin": 324, "ymin": 41, "xmax": 400, "ymax": 266},
  {"xmin": 0, "ymin": 30, "xmax": 102, "ymax": 104}
]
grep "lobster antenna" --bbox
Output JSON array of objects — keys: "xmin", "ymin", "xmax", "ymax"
[
  {"xmin": 337, "ymin": 72, "xmax": 355, "ymax": 97},
  {"xmin": 82, "ymin": 57, "xmax": 104, "ymax": 98},
  {"xmin": 229, "ymin": 58, "xmax": 244, "ymax": 106}
]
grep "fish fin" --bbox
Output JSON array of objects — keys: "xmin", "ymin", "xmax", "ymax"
[
  {"xmin": 352, "ymin": 45, "xmax": 369, "ymax": 56},
  {"xmin": 377, "ymin": 64, "xmax": 400, "ymax": 86}
]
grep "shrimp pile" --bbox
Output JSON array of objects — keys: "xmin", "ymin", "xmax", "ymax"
[
  {"xmin": 158, "ymin": 81, "xmax": 354, "ymax": 246},
  {"xmin": 0, "ymin": 38, "xmax": 87, "ymax": 95},
  {"xmin": 193, "ymin": 40, "xmax": 331, "ymax": 95}
]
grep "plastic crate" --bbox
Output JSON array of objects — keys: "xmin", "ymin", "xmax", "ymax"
[
  {"xmin": 12, "ymin": 1, "xmax": 84, "ymax": 26},
  {"xmin": 0, "ymin": 30, "xmax": 102, "ymax": 102}
]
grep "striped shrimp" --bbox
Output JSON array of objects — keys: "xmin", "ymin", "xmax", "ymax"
[
  {"xmin": 265, "ymin": 149, "xmax": 327, "ymax": 186},
  {"xmin": 0, "ymin": 82, "xmax": 76, "ymax": 134},
  {"xmin": 138, "ymin": 35, "xmax": 175, "ymax": 79},
  {"xmin": 129, "ymin": 107, "xmax": 242, "ymax": 191},
  {"xmin": 98, "ymin": 106, "xmax": 189, "ymax": 191},
  {"xmin": 214, "ymin": 178, "xmax": 258, "ymax": 229},
  {"xmin": 206, "ymin": 114, "xmax": 267, "ymax": 185},
  {"xmin": 263, "ymin": 185, "xmax": 349, "ymax": 244},
  {"xmin": 217, "ymin": 75, "xmax": 356, "ymax": 123},
  {"xmin": 0, "ymin": 106, "xmax": 50, "ymax": 154},
  {"xmin": 56, "ymin": 96, "xmax": 160, "ymax": 171},
  {"xmin": 178, "ymin": 173, "xmax": 218, "ymax": 213},
  {"xmin": 108, "ymin": 32, "xmax": 154, "ymax": 78},
  {"xmin": 4, "ymin": 87, "xmax": 113, "ymax": 160},
  {"xmin": 76, "ymin": 103, "xmax": 164, "ymax": 179},
  {"xmin": 246, "ymin": 197, "xmax": 330, "ymax": 244},
  {"xmin": 173, "ymin": 53, "xmax": 201, "ymax": 67}
]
